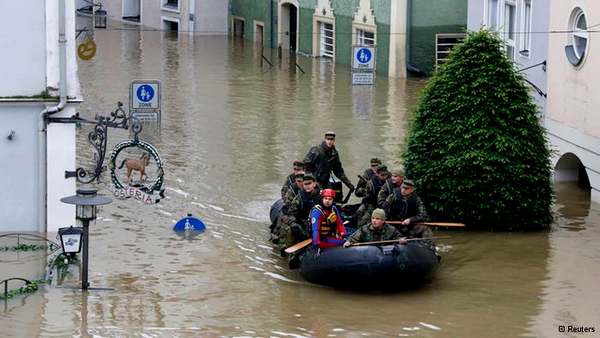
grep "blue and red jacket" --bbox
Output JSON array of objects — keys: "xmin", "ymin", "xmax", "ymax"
[{"xmin": 310, "ymin": 204, "xmax": 346, "ymax": 248}]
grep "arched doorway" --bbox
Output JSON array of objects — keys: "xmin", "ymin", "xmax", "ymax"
[
  {"xmin": 278, "ymin": 1, "xmax": 299, "ymax": 52},
  {"xmin": 554, "ymin": 152, "xmax": 591, "ymax": 188}
]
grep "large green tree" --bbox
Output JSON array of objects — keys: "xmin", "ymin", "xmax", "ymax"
[{"xmin": 402, "ymin": 30, "xmax": 553, "ymax": 230}]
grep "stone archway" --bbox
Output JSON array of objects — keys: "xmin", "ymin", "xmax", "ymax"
[
  {"xmin": 278, "ymin": 0, "xmax": 299, "ymax": 52},
  {"xmin": 554, "ymin": 152, "xmax": 591, "ymax": 188}
]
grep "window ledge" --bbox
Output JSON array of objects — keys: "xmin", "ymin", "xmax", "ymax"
[{"xmin": 161, "ymin": 4, "xmax": 180, "ymax": 13}]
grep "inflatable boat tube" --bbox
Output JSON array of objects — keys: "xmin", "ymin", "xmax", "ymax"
[{"xmin": 299, "ymin": 242, "xmax": 439, "ymax": 290}]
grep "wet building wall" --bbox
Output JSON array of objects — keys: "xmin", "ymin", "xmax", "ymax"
[
  {"xmin": 410, "ymin": 0, "xmax": 467, "ymax": 75},
  {"xmin": 546, "ymin": 1, "xmax": 600, "ymax": 201}
]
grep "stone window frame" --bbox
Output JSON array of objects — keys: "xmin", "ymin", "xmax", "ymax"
[
  {"xmin": 312, "ymin": 2, "xmax": 336, "ymax": 60},
  {"xmin": 161, "ymin": 0, "xmax": 180, "ymax": 14},
  {"xmin": 519, "ymin": 0, "xmax": 532, "ymax": 58},
  {"xmin": 565, "ymin": 7, "xmax": 589, "ymax": 68}
]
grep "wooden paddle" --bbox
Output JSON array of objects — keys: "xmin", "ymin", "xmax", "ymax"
[
  {"xmin": 387, "ymin": 221, "xmax": 465, "ymax": 228},
  {"xmin": 284, "ymin": 238, "xmax": 312, "ymax": 254},
  {"xmin": 349, "ymin": 236, "xmax": 451, "ymax": 247}
]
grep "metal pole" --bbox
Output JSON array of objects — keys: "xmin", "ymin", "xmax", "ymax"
[{"xmin": 82, "ymin": 220, "xmax": 89, "ymax": 290}]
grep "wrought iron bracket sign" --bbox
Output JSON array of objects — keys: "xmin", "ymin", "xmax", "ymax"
[
  {"xmin": 48, "ymin": 102, "xmax": 138, "ymax": 184},
  {"xmin": 109, "ymin": 137, "xmax": 165, "ymax": 204}
]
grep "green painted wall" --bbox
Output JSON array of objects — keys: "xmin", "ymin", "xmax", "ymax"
[
  {"xmin": 230, "ymin": 0, "xmax": 276, "ymax": 48},
  {"xmin": 229, "ymin": 0, "xmax": 391, "ymax": 75},
  {"xmin": 409, "ymin": 0, "xmax": 467, "ymax": 75}
]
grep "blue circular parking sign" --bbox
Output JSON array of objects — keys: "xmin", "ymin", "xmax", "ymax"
[
  {"xmin": 136, "ymin": 85, "xmax": 154, "ymax": 102},
  {"xmin": 356, "ymin": 48, "xmax": 372, "ymax": 64}
]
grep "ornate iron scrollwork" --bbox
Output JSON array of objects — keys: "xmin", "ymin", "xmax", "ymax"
[{"xmin": 48, "ymin": 101, "xmax": 143, "ymax": 184}]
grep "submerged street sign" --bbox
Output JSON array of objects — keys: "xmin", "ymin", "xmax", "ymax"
[
  {"xmin": 130, "ymin": 80, "xmax": 161, "ymax": 122},
  {"xmin": 352, "ymin": 45, "xmax": 376, "ymax": 85}
]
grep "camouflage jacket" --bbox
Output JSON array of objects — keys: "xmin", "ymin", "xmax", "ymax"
[
  {"xmin": 377, "ymin": 179, "xmax": 396, "ymax": 209},
  {"xmin": 303, "ymin": 142, "xmax": 351, "ymax": 188},
  {"xmin": 286, "ymin": 188, "xmax": 321, "ymax": 226},
  {"xmin": 281, "ymin": 174, "xmax": 297, "ymax": 200},
  {"xmin": 384, "ymin": 190, "xmax": 428, "ymax": 224},
  {"xmin": 347, "ymin": 223, "xmax": 401, "ymax": 244},
  {"xmin": 355, "ymin": 176, "xmax": 386, "ymax": 207}
]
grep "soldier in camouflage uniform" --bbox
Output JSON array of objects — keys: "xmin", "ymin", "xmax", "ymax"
[
  {"xmin": 383, "ymin": 179, "xmax": 432, "ymax": 239},
  {"xmin": 343, "ymin": 208, "xmax": 403, "ymax": 247},
  {"xmin": 275, "ymin": 174, "xmax": 321, "ymax": 254},
  {"xmin": 355, "ymin": 158, "xmax": 382, "ymax": 192},
  {"xmin": 303, "ymin": 131, "xmax": 354, "ymax": 191},
  {"xmin": 354, "ymin": 166, "xmax": 389, "ymax": 227},
  {"xmin": 377, "ymin": 168, "xmax": 405, "ymax": 209},
  {"xmin": 270, "ymin": 173, "xmax": 304, "ymax": 241},
  {"xmin": 281, "ymin": 161, "xmax": 304, "ymax": 200}
]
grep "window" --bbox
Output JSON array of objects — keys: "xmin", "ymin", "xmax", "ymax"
[
  {"xmin": 503, "ymin": 0, "xmax": 516, "ymax": 59},
  {"xmin": 161, "ymin": 0, "xmax": 179, "ymax": 12},
  {"xmin": 520, "ymin": 0, "xmax": 532, "ymax": 56},
  {"xmin": 566, "ymin": 7, "xmax": 588, "ymax": 66},
  {"xmin": 319, "ymin": 22, "xmax": 334, "ymax": 58},
  {"xmin": 356, "ymin": 29, "xmax": 375, "ymax": 46},
  {"xmin": 488, "ymin": 0, "xmax": 499, "ymax": 30}
]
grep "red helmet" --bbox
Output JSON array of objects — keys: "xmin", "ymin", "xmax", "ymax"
[{"xmin": 321, "ymin": 189, "xmax": 336, "ymax": 198}]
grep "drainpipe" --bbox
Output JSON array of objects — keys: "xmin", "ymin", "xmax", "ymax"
[{"xmin": 39, "ymin": 0, "xmax": 68, "ymax": 232}]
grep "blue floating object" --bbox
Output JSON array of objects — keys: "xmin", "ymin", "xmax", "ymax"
[{"xmin": 173, "ymin": 214, "xmax": 206, "ymax": 233}]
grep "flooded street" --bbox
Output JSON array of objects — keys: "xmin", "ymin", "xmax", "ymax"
[{"xmin": 2, "ymin": 24, "xmax": 600, "ymax": 337}]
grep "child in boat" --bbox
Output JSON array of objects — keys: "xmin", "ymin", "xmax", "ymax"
[{"xmin": 310, "ymin": 189, "xmax": 346, "ymax": 248}]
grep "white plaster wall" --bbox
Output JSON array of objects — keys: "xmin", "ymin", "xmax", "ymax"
[
  {"xmin": 388, "ymin": 0, "xmax": 407, "ymax": 78},
  {"xmin": 195, "ymin": 0, "xmax": 228, "ymax": 34},
  {"xmin": 46, "ymin": 105, "xmax": 77, "ymax": 232},
  {"xmin": 0, "ymin": 1, "xmax": 47, "ymax": 96},
  {"xmin": 0, "ymin": 105, "xmax": 41, "ymax": 231},
  {"xmin": 547, "ymin": 1, "xmax": 600, "ymax": 137}
]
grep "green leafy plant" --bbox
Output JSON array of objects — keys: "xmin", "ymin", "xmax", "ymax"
[
  {"xmin": 402, "ymin": 30, "xmax": 553, "ymax": 231},
  {"xmin": 0, "ymin": 279, "xmax": 46, "ymax": 300},
  {"xmin": 0, "ymin": 243, "xmax": 48, "ymax": 252},
  {"xmin": 48, "ymin": 253, "xmax": 79, "ymax": 279}
]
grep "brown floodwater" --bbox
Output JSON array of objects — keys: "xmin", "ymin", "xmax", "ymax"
[{"xmin": 1, "ymin": 22, "xmax": 599, "ymax": 338}]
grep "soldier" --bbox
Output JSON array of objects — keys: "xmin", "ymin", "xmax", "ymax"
[
  {"xmin": 354, "ymin": 166, "xmax": 389, "ymax": 227},
  {"xmin": 384, "ymin": 179, "xmax": 431, "ymax": 238},
  {"xmin": 355, "ymin": 158, "xmax": 382, "ymax": 196},
  {"xmin": 310, "ymin": 189, "xmax": 346, "ymax": 249},
  {"xmin": 270, "ymin": 173, "xmax": 304, "ymax": 240},
  {"xmin": 303, "ymin": 131, "xmax": 354, "ymax": 191},
  {"xmin": 343, "ymin": 208, "xmax": 404, "ymax": 247},
  {"xmin": 276, "ymin": 173, "xmax": 321, "ymax": 254},
  {"xmin": 281, "ymin": 161, "xmax": 305, "ymax": 200},
  {"xmin": 378, "ymin": 168, "xmax": 405, "ymax": 209}
]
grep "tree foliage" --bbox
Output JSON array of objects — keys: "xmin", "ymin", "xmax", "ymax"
[{"xmin": 402, "ymin": 30, "xmax": 553, "ymax": 230}]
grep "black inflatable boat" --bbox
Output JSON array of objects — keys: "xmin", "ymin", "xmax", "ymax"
[
  {"xmin": 270, "ymin": 200, "xmax": 440, "ymax": 290},
  {"xmin": 299, "ymin": 242, "xmax": 439, "ymax": 290}
]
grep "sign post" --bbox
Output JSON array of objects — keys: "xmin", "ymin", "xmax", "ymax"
[
  {"xmin": 130, "ymin": 80, "xmax": 161, "ymax": 123},
  {"xmin": 351, "ymin": 45, "xmax": 376, "ymax": 85}
]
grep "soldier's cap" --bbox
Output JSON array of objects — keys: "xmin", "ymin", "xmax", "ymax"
[
  {"xmin": 370, "ymin": 158, "xmax": 382, "ymax": 165},
  {"xmin": 372, "ymin": 208, "xmax": 386, "ymax": 220},
  {"xmin": 303, "ymin": 173, "xmax": 315, "ymax": 181},
  {"xmin": 293, "ymin": 161, "xmax": 304, "ymax": 168},
  {"xmin": 324, "ymin": 131, "xmax": 336, "ymax": 138},
  {"xmin": 294, "ymin": 173, "xmax": 305, "ymax": 180},
  {"xmin": 376, "ymin": 165, "xmax": 388, "ymax": 174},
  {"xmin": 402, "ymin": 179, "xmax": 415, "ymax": 187},
  {"xmin": 391, "ymin": 168, "xmax": 405, "ymax": 176}
]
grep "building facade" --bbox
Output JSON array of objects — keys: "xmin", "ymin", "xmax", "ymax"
[
  {"xmin": 0, "ymin": 0, "xmax": 80, "ymax": 232},
  {"xmin": 546, "ymin": 1, "xmax": 600, "ymax": 201},
  {"xmin": 229, "ymin": 0, "xmax": 467, "ymax": 77},
  {"xmin": 468, "ymin": 0, "xmax": 549, "ymax": 111},
  {"xmin": 88, "ymin": 0, "xmax": 228, "ymax": 34}
]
